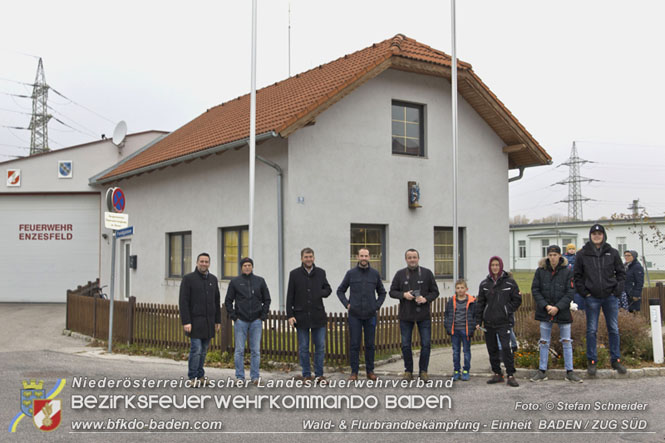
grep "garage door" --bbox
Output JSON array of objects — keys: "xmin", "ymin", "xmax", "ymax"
[{"xmin": 0, "ymin": 194, "xmax": 100, "ymax": 302}]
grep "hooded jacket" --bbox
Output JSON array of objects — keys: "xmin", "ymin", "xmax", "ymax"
[
  {"xmin": 475, "ymin": 257, "xmax": 522, "ymax": 328},
  {"xmin": 444, "ymin": 294, "xmax": 476, "ymax": 337},
  {"xmin": 179, "ymin": 268, "xmax": 222, "ymax": 339},
  {"xmin": 573, "ymin": 224, "xmax": 625, "ymax": 299},
  {"xmin": 389, "ymin": 266, "xmax": 440, "ymax": 322},
  {"xmin": 336, "ymin": 263, "xmax": 386, "ymax": 319},
  {"xmin": 224, "ymin": 272, "xmax": 271, "ymax": 322},
  {"xmin": 531, "ymin": 256, "xmax": 575, "ymax": 323},
  {"xmin": 625, "ymin": 252, "xmax": 644, "ymax": 311},
  {"xmin": 286, "ymin": 264, "xmax": 332, "ymax": 329}
]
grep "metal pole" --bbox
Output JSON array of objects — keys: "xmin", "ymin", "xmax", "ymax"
[
  {"xmin": 107, "ymin": 230, "xmax": 116, "ymax": 353},
  {"xmin": 451, "ymin": 0, "xmax": 459, "ymax": 283},
  {"xmin": 640, "ymin": 221, "xmax": 651, "ymax": 287},
  {"xmin": 288, "ymin": 2, "xmax": 291, "ymax": 77},
  {"xmin": 249, "ymin": 0, "xmax": 257, "ymax": 258}
]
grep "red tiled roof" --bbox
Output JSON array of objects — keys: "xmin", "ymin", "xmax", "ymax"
[{"xmin": 99, "ymin": 34, "xmax": 549, "ymax": 182}]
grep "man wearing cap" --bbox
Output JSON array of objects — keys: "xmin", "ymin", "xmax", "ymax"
[
  {"xmin": 530, "ymin": 245, "xmax": 581, "ymax": 383},
  {"xmin": 624, "ymin": 250, "xmax": 644, "ymax": 313},
  {"xmin": 573, "ymin": 224, "xmax": 626, "ymax": 375},
  {"xmin": 225, "ymin": 257, "xmax": 271, "ymax": 383}
]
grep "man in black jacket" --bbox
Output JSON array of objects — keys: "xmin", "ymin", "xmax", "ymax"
[
  {"xmin": 574, "ymin": 223, "xmax": 626, "ymax": 375},
  {"xmin": 179, "ymin": 253, "xmax": 221, "ymax": 385},
  {"xmin": 225, "ymin": 257, "xmax": 271, "ymax": 382},
  {"xmin": 389, "ymin": 249, "xmax": 439, "ymax": 381},
  {"xmin": 530, "ymin": 245, "xmax": 581, "ymax": 383},
  {"xmin": 475, "ymin": 256, "xmax": 522, "ymax": 387},
  {"xmin": 337, "ymin": 248, "xmax": 386, "ymax": 381},
  {"xmin": 287, "ymin": 248, "xmax": 332, "ymax": 383}
]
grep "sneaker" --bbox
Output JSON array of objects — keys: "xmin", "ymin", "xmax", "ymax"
[
  {"xmin": 419, "ymin": 372, "xmax": 429, "ymax": 382},
  {"xmin": 530, "ymin": 371, "xmax": 548, "ymax": 382},
  {"xmin": 506, "ymin": 376, "xmax": 519, "ymax": 387},
  {"xmin": 303, "ymin": 376, "xmax": 315, "ymax": 382},
  {"xmin": 487, "ymin": 373, "xmax": 504, "ymax": 384},
  {"xmin": 251, "ymin": 379, "xmax": 260, "ymax": 386},
  {"xmin": 188, "ymin": 378, "xmax": 200, "ymax": 388},
  {"xmin": 612, "ymin": 359, "xmax": 627, "ymax": 375},
  {"xmin": 452, "ymin": 371, "xmax": 461, "ymax": 381},
  {"xmin": 348, "ymin": 373, "xmax": 358, "ymax": 381},
  {"xmin": 315, "ymin": 376, "xmax": 327, "ymax": 386},
  {"xmin": 366, "ymin": 372, "xmax": 378, "ymax": 381},
  {"xmin": 565, "ymin": 371, "xmax": 583, "ymax": 383},
  {"xmin": 587, "ymin": 360, "xmax": 597, "ymax": 376},
  {"xmin": 461, "ymin": 371, "xmax": 470, "ymax": 381},
  {"xmin": 402, "ymin": 371, "xmax": 413, "ymax": 381},
  {"xmin": 197, "ymin": 377, "xmax": 208, "ymax": 387}
]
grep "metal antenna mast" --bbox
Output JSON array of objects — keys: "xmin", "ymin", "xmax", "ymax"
[
  {"xmin": 28, "ymin": 58, "xmax": 51, "ymax": 155},
  {"xmin": 554, "ymin": 141, "xmax": 596, "ymax": 221}
]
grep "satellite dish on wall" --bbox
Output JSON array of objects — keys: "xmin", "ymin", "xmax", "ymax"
[{"xmin": 112, "ymin": 121, "xmax": 127, "ymax": 147}]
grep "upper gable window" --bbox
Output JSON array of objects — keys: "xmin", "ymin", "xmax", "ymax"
[{"xmin": 391, "ymin": 101, "xmax": 424, "ymax": 157}]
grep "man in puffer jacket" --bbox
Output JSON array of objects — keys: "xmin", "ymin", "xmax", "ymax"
[
  {"xmin": 530, "ymin": 245, "xmax": 581, "ymax": 383},
  {"xmin": 475, "ymin": 256, "xmax": 522, "ymax": 387},
  {"xmin": 573, "ymin": 224, "xmax": 626, "ymax": 375},
  {"xmin": 623, "ymin": 250, "xmax": 644, "ymax": 313}
]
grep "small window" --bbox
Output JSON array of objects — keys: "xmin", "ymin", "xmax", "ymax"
[
  {"xmin": 434, "ymin": 227, "xmax": 465, "ymax": 278},
  {"xmin": 221, "ymin": 226, "xmax": 249, "ymax": 279},
  {"xmin": 562, "ymin": 238, "xmax": 573, "ymax": 247},
  {"xmin": 518, "ymin": 240, "xmax": 526, "ymax": 258},
  {"xmin": 616, "ymin": 237, "xmax": 627, "ymax": 255},
  {"xmin": 350, "ymin": 224, "xmax": 386, "ymax": 278},
  {"xmin": 541, "ymin": 239, "xmax": 550, "ymax": 258},
  {"xmin": 392, "ymin": 101, "xmax": 424, "ymax": 157},
  {"xmin": 168, "ymin": 232, "xmax": 192, "ymax": 278}
]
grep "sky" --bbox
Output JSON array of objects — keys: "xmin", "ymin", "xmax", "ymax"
[{"xmin": 1, "ymin": 0, "xmax": 664, "ymax": 221}]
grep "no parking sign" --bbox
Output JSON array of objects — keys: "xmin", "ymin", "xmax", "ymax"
[{"xmin": 105, "ymin": 187, "xmax": 126, "ymax": 213}]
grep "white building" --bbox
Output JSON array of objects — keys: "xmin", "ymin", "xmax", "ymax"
[
  {"xmin": 0, "ymin": 131, "xmax": 166, "ymax": 302},
  {"xmin": 92, "ymin": 34, "xmax": 550, "ymax": 312},
  {"xmin": 509, "ymin": 217, "xmax": 665, "ymax": 270}
]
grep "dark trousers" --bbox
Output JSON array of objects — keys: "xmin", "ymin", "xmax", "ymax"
[
  {"xmin": 400, "ymin": 319, "xmax": 432, "ymax": 373},
  {"xmin": 348, "ymin": 315, "xmax": 376, "ymax": 374},
  {"xmin": 485, "ymin": 326, "xmax": 515, "ymax": 376}
]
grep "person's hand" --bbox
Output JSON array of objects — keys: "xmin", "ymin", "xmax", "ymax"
[
  {"xmin": 403, "ymin": 291, "xmax": 415, "ymax": 301},
  {"xmin": 346, "ymin": 304, "xmax": 350, "ymax": 310},
  {"xmin": 415, "ymin": 295, "xmax": 427, "ymax": 304},
  {"xmin": 475, "ymin": 325, "xmax": 480, "ymax": 330},
  {"xmin": 183, "ymin": 324, "xmax": 192, "ymax": 333},
  {"xmin": 288, "ymin": 317, "xmax": 297, "ymax": 327},
  {"xmin": 215, "ymin": 323, "xmax": 221, "ymax": 332}
]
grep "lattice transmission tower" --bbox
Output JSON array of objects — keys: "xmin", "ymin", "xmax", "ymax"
[
  {"xmin": 554, "ymin": 141, "xmax": 597, "ymax": 221},
  {"xmin": 28, "ymin": 58, "xmax": 51, "ymax": 155}
]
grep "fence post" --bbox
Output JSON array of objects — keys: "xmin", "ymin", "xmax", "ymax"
[
  {"xmin": 93, "ymin": 293, "xmax": 97, "ymax": 339},
  {"xmin": 128, "ymin": 296, "xmax": 136, "ymax": 345},
  {"xmin": 66, "ymin": 291, "xmax": 70, "ymax": 330},
  {"xmin": 343, "ymin": 311, "xmax": 350, "ymax": 365},
  {"xmin": 220, "ymin": 305, "xmax": 232, "ymax": 353}
]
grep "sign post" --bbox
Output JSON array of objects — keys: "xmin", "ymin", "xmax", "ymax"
[{"xmin": 104, "ymin": 187, "xmax": 128, "ymax": 353}]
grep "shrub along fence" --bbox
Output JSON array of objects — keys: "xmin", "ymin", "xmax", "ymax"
[{"xmin": 66, "ymin": 282, "xmax": 665, "ymax": 366}]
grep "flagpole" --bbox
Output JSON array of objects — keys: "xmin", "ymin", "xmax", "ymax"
[
  {"xmin": 249, "ymin": 0, "xmax": 257, "ymax": 258},
  {"xmin": 451, "ymin": 0, "xmax": 459, "ymax": 283}
]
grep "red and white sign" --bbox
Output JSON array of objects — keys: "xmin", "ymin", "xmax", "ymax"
[
  {"xmin": 33, "ymin": 399, "xmax": 62, "ymax": 432},
  {"xmin": 7, "ymin": 169, "xmax": 20, "ymax": 187}
]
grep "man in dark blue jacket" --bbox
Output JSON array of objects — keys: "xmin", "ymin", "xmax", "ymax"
[
  {"xmin": 287, "ymin": 248, "xmax": 332, "ymax": 383},
  {"xmin": 337, "ymin": 248, "xmax": 386, "ymax": 380},
  {"xmin": 225, "ymin": 257, "xmax": 271, "ymax": 383},
  {"xmin": 179, "ymin": 253, "xmax": 221, "ymax": 386},
  {"xmin": 574, "ymin": 224, "xmax": 626, "ymax": 375},
  {"xmin": 624, "ymin": 250, "xmax": 644, "ymax": 312}
]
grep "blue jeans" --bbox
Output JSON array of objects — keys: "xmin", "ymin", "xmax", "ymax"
[
  {"xmin": 188, "ymin": 337, "xmax": 211, "ymax": 379},
  {"xmin": 234, "ymin": 319, "xmax": 262, "ymax": 380},
  {"xmin": 539, "ymin": 322, "xmax": 573, "ymax": 371},
  {"xmin": 574, "ymin": 293, "xmax": 586, "ymax": 311},
  {"xmin": 400, "ymin": 319, "xmax": 432, "ymax": 373},
  {"xmin": 348, "ymin": 315, "xmax": 376, "ymax": 374},
  {"xmin": 297, "ymin": 326, "xmax": 326, "ymax": 377},
  {"xmin": 585, "ymin": 295, "xmax": 621, "ymax": 362},
  {"xmin": 451, "ymin": 332, "xmax": 471, "ymax": 372}
]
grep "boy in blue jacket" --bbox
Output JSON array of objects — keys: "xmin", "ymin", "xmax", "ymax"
[{"xmin": 444, "ymin": 279, "xmax": 476, "ymax": 381}]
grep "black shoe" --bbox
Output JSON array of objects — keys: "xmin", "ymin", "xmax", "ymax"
[
  {"xmin": 612, "ymin": 359, "xmax": 627, "ymax": 374},
  {"xmin": 487, "ymin": 374, "xmax": 504, "ymax": 384},
  {"xmin": 506, "ymin": 375, "xmax": 519, "ymax": 387},
  {"xmin": 587, "ymin": 360, "xmax": 597, "ymax": 376}
]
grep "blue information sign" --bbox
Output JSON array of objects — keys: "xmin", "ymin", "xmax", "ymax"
[{"xmin": 116, "ymin": 227, "xmax": 133, "ymax": 238}]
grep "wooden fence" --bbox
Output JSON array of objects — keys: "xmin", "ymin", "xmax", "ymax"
[{"xmin": 66, "ymin": 282, "xmax": 665, "ymax": 365}]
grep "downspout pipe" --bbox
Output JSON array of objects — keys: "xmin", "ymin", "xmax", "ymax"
[
  {"xmin": 508, "ymin": 166, "xmax": 525, "ymax": 182},
  {"xmin": 256, "ymin": 155, "xmax": 285, "ymax": 311}
]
